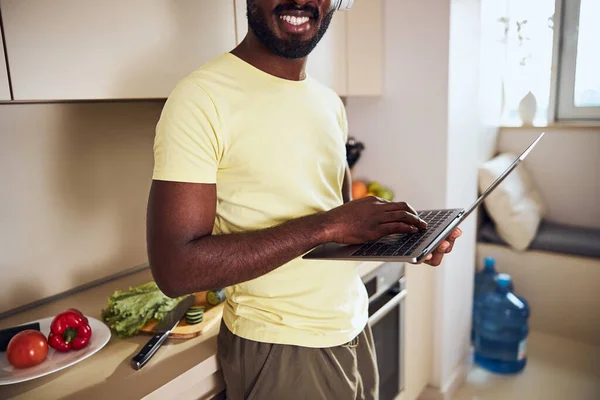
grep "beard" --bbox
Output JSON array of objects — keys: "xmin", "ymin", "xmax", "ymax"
[{"xmin": 247, "ymin": 1, "xmax": 335, "ymax": 59}]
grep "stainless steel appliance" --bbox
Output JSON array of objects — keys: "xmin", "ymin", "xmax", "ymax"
[{"xmin": 363, "ymin": 263, "xmax": 406, "ymax": 400}]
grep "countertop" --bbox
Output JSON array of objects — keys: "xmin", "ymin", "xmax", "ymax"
[{"xmin": 0, "ymin": 262, "xmax": 385, "ymax": 400}]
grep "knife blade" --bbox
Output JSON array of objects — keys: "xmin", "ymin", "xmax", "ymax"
[{"xmin": 131, "ymin": 295, "xmax": 195, "ymax": 370}]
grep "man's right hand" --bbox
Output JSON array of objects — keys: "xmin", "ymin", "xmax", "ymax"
[{"xmin": 323, "ymin": 197, "xmax": 428, "ymax": 245}]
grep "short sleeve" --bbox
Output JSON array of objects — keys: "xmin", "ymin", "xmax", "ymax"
[
  {"xmin": 338, "ymin": 98, "xmax": 349, "ymax": 143},
  {"xmin": 152, "ymin": 80, "xmax": 223, "ymax": 184}
]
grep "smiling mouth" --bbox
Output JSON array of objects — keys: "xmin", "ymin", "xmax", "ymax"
[
  {"xmin": 275, "ymin": 11, "xmax": 316, "ymax": 35},
  {"xmin": 279, "ymin": 15, "xmax": 311, "ymax": 26}
]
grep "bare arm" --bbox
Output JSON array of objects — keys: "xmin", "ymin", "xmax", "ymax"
[
  {"xmin": 147, "ymin": 181, "xmax": 332, "ymax": 297},
  {"xmin": 147, "ymin": 180, "xmax": 426, "ymax": 297}
]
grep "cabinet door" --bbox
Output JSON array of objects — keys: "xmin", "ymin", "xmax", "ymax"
[
  {"xmin": 1, "ymin": 0, "xmax": 236, "ymax": 100},
  {"xmin": 347, "ymin": 0, "xmax": 383, "ymax": 96},
  {"xmin": 306, "ymin": 12, "xmax": 348, "ymax": 95},
  {"xmin": 234, "ymin": 0, "xmax": 248, "ymax": 45},
  {"xmin": 0, "ymin": 29, "xmax": 10, "ymax": 100}
]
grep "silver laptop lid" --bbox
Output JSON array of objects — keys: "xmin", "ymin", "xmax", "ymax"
[{"xmin": 461, "ymin": 132, "xmax": 545, "ymax": 221}]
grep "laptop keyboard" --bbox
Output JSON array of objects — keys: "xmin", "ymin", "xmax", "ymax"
[{"xmin": 351, "ymin": 210, "xmax": 454, "ymax": 258}]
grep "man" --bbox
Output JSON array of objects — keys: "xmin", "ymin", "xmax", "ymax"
[{"xmin": 147, "ymin": 0, "xmax": 462, "ymax": 399}]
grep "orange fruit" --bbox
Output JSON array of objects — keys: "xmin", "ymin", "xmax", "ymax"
[{"xmin": 352, "ymin": 181, "xmax": 368, "ymax": 199}]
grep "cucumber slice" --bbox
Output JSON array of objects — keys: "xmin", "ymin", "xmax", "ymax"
[
  {"xmin": 186, "ymin": 310, "xmax": 203, "ymax": 316},
  {"xmin": 207, "ymin": 289, "xmax": 226, "ymax": 306},
  {"xmin": 186, "ymin": 316, "xmax": 203, "ymax": 325},
  {"xmin": 185, "ymin": 306, "xmax": 204, "ymax": 325}
]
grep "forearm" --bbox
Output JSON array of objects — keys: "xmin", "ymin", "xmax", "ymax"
[{"xmin": 150, "ymin": 212, "xmax": 332, "ymax": 297}]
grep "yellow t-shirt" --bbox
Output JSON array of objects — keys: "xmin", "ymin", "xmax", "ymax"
[{"xmin": 153, "ymin": 53, "xmax": 367, "ymax": 348}]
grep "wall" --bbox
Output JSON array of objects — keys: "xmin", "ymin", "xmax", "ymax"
[
  {"xmin": 498, "ymin": 127, "xmax": 600, "ymax": 229},
  {"xmin": 0, "ymin": 102, "xmax": 163, "ymax": 313},
  {"xmin": 346, "ymin": 0, "xmax": 451, "ymax": 398},
  {"xmin": 348, "ymin": 4, "xmax": 449, "ymax": 209},
  {"xmin": 345, "ymin": 0, "xmax": 446, "ymax": 398},
  {"xmin": 432, "ymin": 0, "xmax": 482, "ymax": 392},
  {"xmin": 347, "ymin": 0, "xmax": 500, "ymax": 397}
]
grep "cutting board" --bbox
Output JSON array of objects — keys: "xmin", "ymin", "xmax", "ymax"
[{"xmin": 139, "ymin": 292, "xmax": 224, "ymax": 339}]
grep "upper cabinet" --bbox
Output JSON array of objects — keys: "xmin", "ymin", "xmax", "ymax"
[
  {"xmin": 306, "ymin": 11, "xmax": 348, "ymax": 96},
  {"xmin": 234, "ymin": 0, "xmax": 383, "ymax": 97},
  {"xmin": 0, "ymin": 0, "xmax": 237, "ymax": 101},
  {"xmin": 1, "ymin": 0, "xmax": 381, "ymax": 101},
  {"xmin": 0, "ymin": 28, "xmax": 11, "ymax": 100},
  {"xmin": 234, "ymin": 0, "xmax": 248, "ymax": 45}
]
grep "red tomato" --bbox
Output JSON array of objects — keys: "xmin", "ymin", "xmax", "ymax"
[{"xmin": 6, "ymin": 330, "xmax": 48, "ymax": 369}]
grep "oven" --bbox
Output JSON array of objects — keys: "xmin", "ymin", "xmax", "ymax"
[{"xmin": 363, "ymin": 263, "xmax": 406, "ymax": 400}]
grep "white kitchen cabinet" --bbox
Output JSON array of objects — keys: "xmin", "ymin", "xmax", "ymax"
[
  {"xmin": 306, "ymin": 12, "xmax": 349, "ymax": 96},
  {"xmin": 0, "ymin": 29, "xmax": 11, "ymax": 100},
  {"xmin": 403, "ymin": 264, "xmax": 436, "ymax": 400},
  {"xmin": 306, "ymin": 10, "xmax": 350, "ymax": 96},
  {"xmin": 0, "ymin": 0, "xmax": 237, "ymax": 100},
  {"xmin": 233, "ymin": 0, "xmax": 383, "ymax": 96},
  {"xmin": 234, "ymin": 0, "xmax": 248, "ymax": 45}
]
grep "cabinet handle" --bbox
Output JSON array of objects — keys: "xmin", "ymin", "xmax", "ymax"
[{"xmin": 368, "ymin": 289, "xmax": 407, "ymax": 326}]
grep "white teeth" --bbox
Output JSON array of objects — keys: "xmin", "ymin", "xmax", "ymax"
[{"xmin": 279, "ymin": 15, "xmax": 310, "ymax": 26}]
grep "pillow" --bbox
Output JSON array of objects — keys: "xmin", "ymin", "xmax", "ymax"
[{"xmin": 478, "ymin": 153, "xmax": 546, "ymax": 251}]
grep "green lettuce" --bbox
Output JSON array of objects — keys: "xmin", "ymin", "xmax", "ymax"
[{"xmin": 101, "ymin": 281, "xmax": 187, "ymax": 338}]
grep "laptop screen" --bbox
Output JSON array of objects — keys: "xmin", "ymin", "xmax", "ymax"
[{"xmin": 461, "ymin": 132, "xmax": 545, "ymax": 221}]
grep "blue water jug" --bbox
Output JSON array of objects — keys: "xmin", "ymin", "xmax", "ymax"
[
  {"xmin": 471, "ymin": 257, "xmax": 507, "ymax": 342},
  {"xmin": 474, "ymin": 273, "xmax": 529, "ymax": 374}
]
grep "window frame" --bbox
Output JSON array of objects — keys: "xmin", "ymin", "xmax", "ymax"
[{"xmin": 552, "ymin": 0, "xmax": 600, "ymax": 121}]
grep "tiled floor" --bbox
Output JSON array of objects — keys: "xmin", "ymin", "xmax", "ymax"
[{"xmin": 454, "ymin": 331, "xmax": 600, "ymax": 400}]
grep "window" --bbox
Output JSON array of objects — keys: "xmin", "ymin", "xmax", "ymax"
[
  {"xmin": 555, "ymin": 0, "xmax": 600, "ymax": 120},
  {"xmin": 484, "ymin": 0, "xmax": 600, "ymax": 125}
]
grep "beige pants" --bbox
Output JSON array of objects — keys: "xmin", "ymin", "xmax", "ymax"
[{"xmin": 217, "ymin": 321, "xmax": 379, "ymax": 400}]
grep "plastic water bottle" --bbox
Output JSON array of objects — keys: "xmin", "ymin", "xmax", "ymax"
[
  {"xmin": 474, "ymin": 257, "xmax": 501, "ymax": 297},
  {"xmin": 471, "ymin": 257, "xmax": 505, "ymax": 342},
  {"xmin": 474, "ymin": 274, "xmax": 530, "ymax": 374}
]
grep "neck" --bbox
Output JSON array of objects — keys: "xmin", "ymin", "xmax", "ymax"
[{"xmin": 231, "ymin": 32, "xmax": 307, "ymax": 81}]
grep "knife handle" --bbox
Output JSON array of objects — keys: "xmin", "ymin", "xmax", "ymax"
[{"xmin": 131, "ymin": 331, "xmax": 170, "ymax": 370}]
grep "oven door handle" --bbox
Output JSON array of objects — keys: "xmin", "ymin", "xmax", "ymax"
[{"xmin": 368, "ymin": 289, "xmax": 407, "ymax": 326}]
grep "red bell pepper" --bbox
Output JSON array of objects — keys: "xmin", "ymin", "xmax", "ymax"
[
  {"xmin": 48, "ymin": 309, "xmax": 92, "ymax": 352},
  {"xmin": 65, "ymin": 308, "xmax": 89, "ymax": 324}
]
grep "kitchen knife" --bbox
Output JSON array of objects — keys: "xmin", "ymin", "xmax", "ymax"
[{"xmin": 131, "ymin": 295, "xmax": 195, "ymax": 370}]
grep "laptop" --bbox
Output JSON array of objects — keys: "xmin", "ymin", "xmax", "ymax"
[{"xmin": 303, "ymin": 132, "xmax": 545, "ymax": 263}]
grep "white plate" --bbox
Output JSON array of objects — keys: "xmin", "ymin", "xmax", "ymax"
[{"xmin": 0, "ymin": 316, "xmax": 111, "ymax": 385}]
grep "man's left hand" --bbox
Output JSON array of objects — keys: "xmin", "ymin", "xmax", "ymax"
[{"xmin": 421, "ymin": 227, "xmax": 462, "ymax": 267}]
